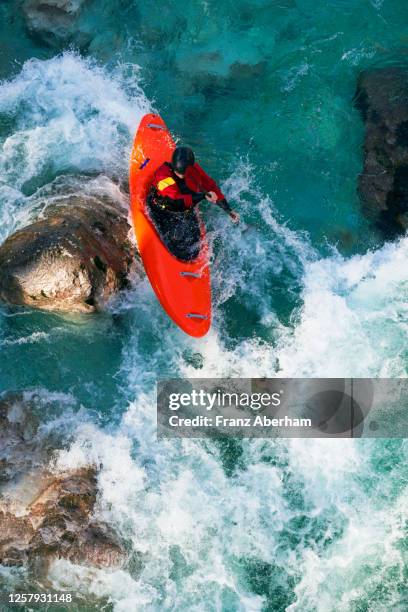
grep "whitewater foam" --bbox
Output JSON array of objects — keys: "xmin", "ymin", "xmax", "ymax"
[{"xmin": 0, "ymin": 52, "xmax": 150, "ymax": 239}]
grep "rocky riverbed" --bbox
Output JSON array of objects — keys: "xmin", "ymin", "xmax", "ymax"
[{"xmin": 0, "ymin": 392, "xmax": 128, "ymax": 574}]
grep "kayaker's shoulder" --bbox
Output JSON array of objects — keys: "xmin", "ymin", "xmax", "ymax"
[
  {"xmin": 155, "ymin": 161, "xmax": 173, "ymax": 178},
  {"xmin": 188, "ymin": 162, "xmax": 203, "ymax": 175}
]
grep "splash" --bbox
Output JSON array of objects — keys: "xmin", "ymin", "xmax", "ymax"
[{"xmin": 0, "ymin": 52, "xmax": 150, "ymax": 238}]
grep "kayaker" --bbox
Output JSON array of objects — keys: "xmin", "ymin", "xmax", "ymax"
[{"xmin": 149, "ymin": 146, "xmax": 240, "ymax": 223}]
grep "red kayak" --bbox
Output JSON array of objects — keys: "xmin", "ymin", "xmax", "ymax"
[{"xmin": 129, "ymin": 113, "xmax": 211, "ymax": 337}]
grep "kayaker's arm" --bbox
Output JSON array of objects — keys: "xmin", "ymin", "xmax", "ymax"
[
  {"xmin": 195, "ymin": 164, "xmax": 240, "ymax": 222},
  {"xmin": 192, "ymin": 192, "xmax": 206, "ymax": 204},
  {"xmin": 205, "ymin": 192, "xmax": 240, "ymax": 223},
  {"xmin": 194, "ymin": 163, "xmax": 225, "ymax": 200}
]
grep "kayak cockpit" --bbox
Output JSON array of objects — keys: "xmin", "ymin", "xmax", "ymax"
[{"xmin": 146, "ymin": 195, "xmax": 201, "ymax": 262}]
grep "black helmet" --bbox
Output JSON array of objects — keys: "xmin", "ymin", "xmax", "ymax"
[{"xmin": 172, "ymin": 146, "xmax": 195, "ymax": 174}]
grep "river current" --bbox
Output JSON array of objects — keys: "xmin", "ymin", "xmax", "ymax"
[{"xmin": 0, "ymin": 1, "xmax": 407, "ymax": 610}]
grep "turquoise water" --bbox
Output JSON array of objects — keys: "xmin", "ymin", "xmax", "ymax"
[{"xmin": 0, "ymin": 0, "xmax": 408, "ymax": 609}]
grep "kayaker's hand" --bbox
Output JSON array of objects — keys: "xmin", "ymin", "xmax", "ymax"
[
  {"xmin": 230, "ymin": 211, "xmax": 240, "ymax": 224},
  {"xmin": 205, "ymin": 191, "xmax": 218, "ymax": 203}
]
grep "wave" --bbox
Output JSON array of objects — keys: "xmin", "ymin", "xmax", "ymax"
[{"xmin": 0, "ymin": 52, "xmax": 150, "ymax": 239}]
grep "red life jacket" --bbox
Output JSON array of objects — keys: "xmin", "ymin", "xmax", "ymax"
[{"xmin": 153, "ymin": 162, "xmax": 225, "ymax": 209}]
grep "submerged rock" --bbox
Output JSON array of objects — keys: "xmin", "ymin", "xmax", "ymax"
[
  {"xmin": 0, "ymin": 180, "xmax": 139, "ymax": 313},
  {"xmin": 354, "ymin": 68, "xmax": 408, "ymax": 236},
  {"xmin": 22, "ymin": 0, "xmax": 88, "ymax": 47},
  {"xmin": 0, "ymin": 392, "xmax": 127, "ymax": 571}
]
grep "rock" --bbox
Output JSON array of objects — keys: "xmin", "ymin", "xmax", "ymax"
[
  {"xmin": 65, "ymin": 521, "xmax": 128, "ymax": 568},
  {"xmin": 0, "ymin": 392, "xmax": 46, "ymax": 484},
  {"xmin": 27, "ymin": 469, "xmax": 125, "ymax": 569},
  {"xmin": 0, "ymin": 181, "xmax": 139, "ymax": 313},
  {"xmin": 22, "ymin": 0, "xmax": 90, "ymax": 47},
  {"xmin": 0, "ymin": 392, "xmax": 128, "ymax": 572},
  {"xmin": 354, "ymin": 68, "xmax": 408, "ymax": 236}
]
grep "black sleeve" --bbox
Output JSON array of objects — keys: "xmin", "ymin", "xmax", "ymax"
[
  {"xmin": 192, "ymin": 192, "xmax": 206, "ymax": 205},
  {"xmin": 216, "ymin": 198, "xmax": 232, "ymax": 213}
]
